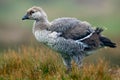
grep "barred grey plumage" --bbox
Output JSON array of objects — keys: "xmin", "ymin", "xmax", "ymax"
[
  {"xmin": 22, "ymin": 6, "xmax": 116, "ymax": 71},
  {"xmin": 34, "ymin": 30, "xmax": 87, "ymax": 69}
]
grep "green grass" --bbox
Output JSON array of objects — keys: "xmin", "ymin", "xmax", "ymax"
[{"xmin": 0, "ymin": 45, "xmax": 119, "ymax": 80}]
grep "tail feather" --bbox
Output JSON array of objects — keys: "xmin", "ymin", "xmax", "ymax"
[
  {"xmin": 100, "ymin": 36, "xmax": 116, "ymax": 48},
  {"xmin": 95, "ymin": 27, "xmax": 116, "ymax": 48},
  {"xmin": 95, "ymin": 27, "xmax": 104, "ymax": 34},
  {"xmin": 80, "ymin": 27, "xmax": 116, "ymax": 48}
]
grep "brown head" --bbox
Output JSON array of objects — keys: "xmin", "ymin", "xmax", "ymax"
[{"xmin": 22, "ymin": 6, "xmax": 47, "ymax": 21}]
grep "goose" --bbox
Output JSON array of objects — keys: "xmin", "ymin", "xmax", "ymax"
[{"xmin": 22, "ymin": 6, "xmax": 116, "ymax": 72}]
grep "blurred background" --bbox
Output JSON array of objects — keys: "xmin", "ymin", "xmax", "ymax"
[{"xmin": 0, "ymin": 0, "xmax": 120, "ymax": 66}]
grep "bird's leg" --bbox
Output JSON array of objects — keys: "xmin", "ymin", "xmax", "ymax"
[
  {"xmin": 62, "ymin": 56, "xmax": 72, "ymax": 73},
  {"xmin": 77, "ymin": 57, "xmax": 83, "ymax": 69},
  {"xmin": 72, "ymin": 54, "xmax": 83, "ymax": 69},
  {"xmin": 78, "ymin": 62, "xmax": 83, "ymax": 69}
]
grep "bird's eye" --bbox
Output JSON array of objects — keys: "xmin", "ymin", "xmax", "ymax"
[
  {"xmin": 31, "ymin": 11, "xmax": 35, "ymax": 13},
  {"xmin": 30, "ymin": 11, "xmax": 35, "ymax": 15}
]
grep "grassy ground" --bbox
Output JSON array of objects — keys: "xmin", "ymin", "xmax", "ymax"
[{"xmin": 0, "ymin": 45, "xmax": 119, "ymax": 80}]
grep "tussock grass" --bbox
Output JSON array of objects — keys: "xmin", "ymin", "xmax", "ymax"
[{"xmin": 0, "ymin": 45, "xmax": 119, "ymax": 80}]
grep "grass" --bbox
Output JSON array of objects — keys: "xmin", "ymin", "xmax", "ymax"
[{"xmin": 0, "ymin": 45, "xmax": 119, "ymax": 80}]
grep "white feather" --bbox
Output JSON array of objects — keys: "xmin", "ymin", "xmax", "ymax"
[{"xmin": 48, "ymin": 32, "xmax": 61, "ymax": 38}]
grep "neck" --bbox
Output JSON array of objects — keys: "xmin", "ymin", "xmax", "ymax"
[{"xmin": 32, "ymin": 17, "xmax": 51, "ymax": 34}]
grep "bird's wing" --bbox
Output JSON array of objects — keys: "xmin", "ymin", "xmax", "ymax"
[{"xmin": 48, "ymin": 18, "xmax": 94, "ymax": 40}]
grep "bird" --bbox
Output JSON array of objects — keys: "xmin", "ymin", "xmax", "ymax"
[{"xmin": 22, "ymin": 6, "xmax": 116, "ymax": 72}]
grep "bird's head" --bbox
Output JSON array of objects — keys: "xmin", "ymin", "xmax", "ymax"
[{"xmin": 22, "ymin": 6, "xmax": 47, "ymax": 21}]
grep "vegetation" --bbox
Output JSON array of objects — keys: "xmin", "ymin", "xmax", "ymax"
[{"xmin": 0, "ymin": 45, "xmax": 119, "ymax": 80}]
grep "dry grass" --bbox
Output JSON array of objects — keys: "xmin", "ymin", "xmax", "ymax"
[{"xmin": 0, "ymin": 45, "xmax": 119, "ymax": 80}]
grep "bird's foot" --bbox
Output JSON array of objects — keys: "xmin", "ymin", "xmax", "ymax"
[
  {"xmin": 65, "ymin": 68, "xmax": 72, "ymax": 74},
  {"xmin": 78, "ymin": 64, "xmax": 83, "ymax": 69}
]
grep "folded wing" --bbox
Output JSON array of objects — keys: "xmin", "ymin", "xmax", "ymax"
[{"xmin": 48, "ymin": 18, "xmax": 94, "ymax": 40}]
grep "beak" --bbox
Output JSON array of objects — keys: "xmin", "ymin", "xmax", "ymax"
[{"xmin": 22, "ymin": 14, "xmax": 29, "ymax": 20}]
